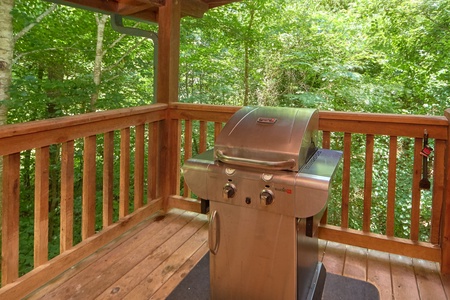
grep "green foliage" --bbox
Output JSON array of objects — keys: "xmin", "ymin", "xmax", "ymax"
[{"xmin": 6, "ymin": 0, "xmax": 450, "ymax": 274}]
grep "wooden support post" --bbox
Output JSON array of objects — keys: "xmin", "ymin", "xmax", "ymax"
[
  {"xmin": 441, "ymin": 109, "xmax": 450, "ymax": 273},
  {"xmin": 157, "ymin": 0, "xmax": 181, "ymax": 209}
]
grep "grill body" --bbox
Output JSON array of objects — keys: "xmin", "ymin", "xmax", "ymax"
[{"xmin": 183, "ymin": 106, "xmax": 342, "ymax": 299}]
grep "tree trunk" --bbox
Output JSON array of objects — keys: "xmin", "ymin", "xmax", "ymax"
[
  {"xmin": 0, "ymin": 0, "xmax": 14, "ymax": 242},
  {"xmin": 90, "ymin": 14, "xmax": 109, "ymax": 112},
  {"xmin": 243, "ymin": 8, "xmax": 255, "ymax": 106}
]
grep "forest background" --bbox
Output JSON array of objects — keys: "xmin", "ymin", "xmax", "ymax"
[{"xmin": 0, "ymin": 0, "xmax": 449, "ymax": 274}]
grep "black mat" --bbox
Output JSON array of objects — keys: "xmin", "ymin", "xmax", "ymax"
[{"xmin": 167, "ymin": 254, "xmax": 379, "ymax": 300}]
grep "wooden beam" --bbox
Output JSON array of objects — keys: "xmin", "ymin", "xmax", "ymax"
[
  {"xmin": 48, "ymin": 0, "xmax": 117, "ymax": 13},
  {"xmin": 206, "ymin": 0, "xmax": 241, "ymax": 9},
  {"xmin": 181, "ymin": 0, "xmax": 209, "ymax": 18}
]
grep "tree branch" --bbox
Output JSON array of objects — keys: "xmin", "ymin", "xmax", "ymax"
[
  {"xmin": 14, "ymin": 3, "xmax": 58, "ymax": 43},
  {"xmin": 103, "ymin": 38, "xmax": 147, "ymax": 72},
  {"xmin": 13, "ymin": 47, "xmax": 85, "ymax": 64},
  {"xmin": 103, "ymin": 22, "xmax": 141, "ymax": 56}
]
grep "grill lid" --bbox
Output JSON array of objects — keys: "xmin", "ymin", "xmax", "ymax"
[{"xmin": 214, "ymin": 106, "xmax": 318, "ymax": 171}]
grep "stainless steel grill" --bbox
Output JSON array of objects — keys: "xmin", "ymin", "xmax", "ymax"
[{"xmin": 182, "ymin": 106, "xmax": 342, "ymax": 300}]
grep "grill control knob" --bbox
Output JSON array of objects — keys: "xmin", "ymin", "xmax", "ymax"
[
  {"xmin": 223, "ymin": 183, "xmax": 236, "ymax": 200},
  {"xmin": 260, "ymin": 189, "xmax": 274, "ymax": 206}
]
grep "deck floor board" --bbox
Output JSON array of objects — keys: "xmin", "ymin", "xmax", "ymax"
[{"xmin": 26, "ymin": 209, "xmax": 447, "ymax": 300}]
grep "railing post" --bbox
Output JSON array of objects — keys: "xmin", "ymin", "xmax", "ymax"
[
  {"xmin": 441, "ymin": 108, "xmax": 450, "ymax": 273},
  {"xmin": 156, "ymin": 0, "xmax": 181, "ymax": 210}
]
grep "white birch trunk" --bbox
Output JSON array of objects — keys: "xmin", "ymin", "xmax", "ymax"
[
  {"xmin": 0, "ymin": 0, "xmax": 14, "ymax": 126},
  {"xmin": 0, "ymin": 0, "xmax": 14, "ymax": 238},
  {"xmin": 90, "ymin": 14, "xmax": 109, "ymax": 111}
]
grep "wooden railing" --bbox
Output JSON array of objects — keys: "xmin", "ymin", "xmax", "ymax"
[
  {"xmin": 169, "ymin": 103, "xmax": 450, "ymax": 269},
  {"xmin": 0, "ymin": 102, "xmax": 449, "ymax": 297},
  {"xmin": 0, "ymin": 104, "xmax": 167, "ymax": 296}
]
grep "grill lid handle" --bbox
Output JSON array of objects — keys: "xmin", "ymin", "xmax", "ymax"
[{"xmin": 216, "ymin": 150, "xmax": 296, "ymax": 171}]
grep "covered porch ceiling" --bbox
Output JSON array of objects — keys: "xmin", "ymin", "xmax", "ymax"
[{"xmin": 46, "ymin": 0, "xmax": 241, "ymax": 22}]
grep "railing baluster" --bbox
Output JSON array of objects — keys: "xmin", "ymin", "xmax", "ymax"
[
  {"xmin": 183, "ymin": 120, "xmax": 193, "ymax": 198},
  {"xmin": 320, "ymin": 131, "xmax": 330, "ymax": 225},
  {"xmin": 322, "ymin": 131, "xmax": 330, "ymax": 149},
  {"xmin": 199, "ymin": 121, "xmax": 207, "ymax": 153},
  {"xmin": 120, "ymin": 128, "xmax": 131, "ymax": 218},
  {"xmin": 1, "ymin": 153, "xmax": 21, "ymax": 285},
  {"xmin": 410, "ymin": 138, "xmax": 423, "ymax": 241},
  {"xmin": 431, "ymin": 139, "xmax": 446, "ymax": 244},
  {"xmin": 341, "ymin": 132, "xmax": 351, "ymax": 228},
  {"xmin": 82, "ymin": 135, "xmax": 97, "ymax": 240},
  {"xmin": 34, "ymin": 146, "xmax": 50, "ymax": 267},
  {"xmin": 134, "ymin": 125, "xmax": 145, "ymax": 209},
  {"xmin": 214, "ymin": 122, "xmax": 222, "ymax": 142},
  {"xmin": 61, "ymin": 141, "xmax": 74, "ymax": 252},
  {"xmin": 386, "ymin": 136, "xmax": 398, "ymax": 237},
  {"xmin": 148, "ymin": 122, "xmax": 159, "ymax": 200},
  {"xmin": 103, "ymin": 132, "xmax": 114, "ymax": 228},
  {"xmin": 363, "ymin": 134, "xmax": 374, "ymax": 232}
]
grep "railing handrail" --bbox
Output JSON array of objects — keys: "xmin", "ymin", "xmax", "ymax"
[
  {"xmin": 0, "ymin": 103, "xmax": 167, "ymax": 156},
  {"xmin": 319, "ymin": 110, "xmax": 448, "ymax": 139},
  {"xmin": 170, "ymin": 103, "xmax": 448, "ymax": 136}
]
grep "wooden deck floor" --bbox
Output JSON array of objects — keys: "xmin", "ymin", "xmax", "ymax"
[{"xmin": 25, "ymin": 208, "xmax": 450, "ymax": 300}]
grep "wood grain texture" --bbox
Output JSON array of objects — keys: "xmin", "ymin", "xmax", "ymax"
[
  {"xmin": 367, "ymin": 249, "xmax": 392, "ymax": 300},
  {"xmin": 147, "ymin": 121, "xmax": 159, "ymax": 200},
  {"xmin": 134, "ymin": 124, "xmax": 145, "ymax": 209},
  {"xmin": 413, "ymin": 258, "xmax": 447, "ymax": 300},
  {"xmin": 0, "ymin": 104, "xmax": 167, "ymax": 156},
  {"xmin": 441, "ymin": 109, "xmax": 450, "ymax": 273},
  {"xmin": 1, "ymin": 153, "xmax": 21, "ymax": 285},
  {"xmin": 391, "ymin": 254, "xmax": 420, "ymax": 299},
  {"xmin": 34, "ymin": 146, "xmax": 50, "ymax": 267},
  {"xmin": 410, "ymin": 138, "xmax": 423, "ymax": 241},
  {"xmin": 343, "ymin": 245, "xmax": 367, "ymax": 280},
  {"xmin": 17, "ymin": 216, "xmax": 450, "ymax": 300},
  {"xmin": 430, "ymin": 139, "xmax": 445, "ymax": 245},
  {"xmin": 102, "ymin": 132, "xmax": 114, "ymax": 228},
  {"xmin": 119, "ymin": 128, "xmax": 131, "ymax": 218},
  {"xmin": 183, "ymin": 120, "xmax": 193, "ymax": 198},
  {"xmin": 60, "ymin": 141, "xmax": 75, "ymax": 252},
  {"xmin": 82, "ymin": 135, "xmax": 97, "ymax": 240},
  {"xmin": 319, "ymin": 224, "xmax": 440, "ymax": 262},
  {"xmin": 341, "ymin": 132, "xmax": 351, "ymax": 228},
  {"xmin": 386, "ymin": 136, "xmax": 397, "ymax": 237},
  {"xmin": 0, "ymin": 201, "xmax": 163, "ymax": 299},
  {"xmin": 363, "ymin": 134, "xmax": 374, "ymax": 233}
]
